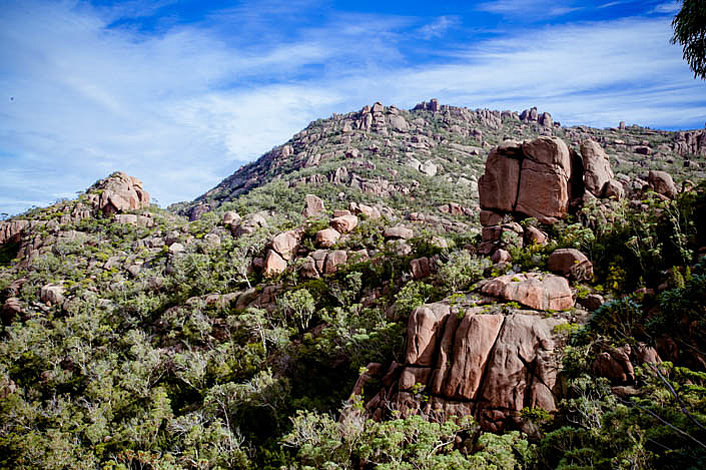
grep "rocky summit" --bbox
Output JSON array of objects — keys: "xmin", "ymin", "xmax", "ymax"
[{"xmin": 1, "ymin": 100, "xmax": 706, "ymax": 469}]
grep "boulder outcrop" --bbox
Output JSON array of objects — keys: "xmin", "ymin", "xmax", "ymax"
[
  {"xmin": 480, "ymin": 273, "xmax": 574, "ymax": 311},
  {"xmin": 89, "ymin": 172, "xmax": 150, "ymax": 215},
  {"xmin": 363, "ymin": 301, "xmax": 568, "ymax": 431},
  {"xmin": 479, "ymin": 137, "xmax": 620, "ymax": 225}
]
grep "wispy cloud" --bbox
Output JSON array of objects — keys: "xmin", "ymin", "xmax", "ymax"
[
  {"xmin": 650, "ymin": 1, "xmax": 681, "ymax": 14},
  {"xmin": 476, "ymin": 0, "xmax": 582, "ymax": 18},
  {"xmin": 417, "ymin": 16, "xmax": 460, "ymax": 39}
]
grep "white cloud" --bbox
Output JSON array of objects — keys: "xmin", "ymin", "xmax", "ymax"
[
  {"xmin": 417, "ymin": 16, "xmax": 460, "ymax": 39},
  {"xmin": 476, "ymin": 0, "xmax": 581, "ymax": 18},
  {"xmin": 650, "ymin": 1, "xmax": 681, "ymax": 14}
]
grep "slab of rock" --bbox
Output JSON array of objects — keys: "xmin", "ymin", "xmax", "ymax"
[
  {"xmin": 648, "ymin": 170, "xmax": 678, "ymax": 199},
  {"xmin": 91, "ymin": 172, "xmax": 150, "ymax": 215},
  {"xmin": 233, "ymin": 213, "xmax": 268, "ymax": 237},
  {"xmin": 524, "ymin": 226, "xmax": 548, "ymax": 246},
  {"xmin": 420, "ymin": 160, "xmax": 438, "ymax": 176},
  {"xmin": 315, "ymin": 228, "xmax": 341, "ymax": 248},
  {"xmin": 300, "ymin": 256, "xmax": 319, "ymax": 279},
  {"xmin": 271, "ymin": 231, "xmax": 299, "ymax": 260},
  {"xmin": 437, "ymin": 311, "xmax": 504, "ymax": 400},
  {"xmin": 603, "ymin": 179, "xmax": 625, "ymax": 199},
  {"xmin": 303, "ymin": 194, "xmax": 325, "ymax": 217},
  {"xmin": 477, "ymin": 314, "xmax": 565, "ymax": 429},
  {"xmin": 548, "ymin": 248, "xmax": 593, "ymax": 281},
  {"xmin": 168, "ymin": 242, "xmax": 185, "ymax": 255},
  {"xmin": 324, "ymin": 250, "xmax": 348, "ymax": 274},
  {"xmin": 581, "ymin": 140, "xmax": 614, "ymax": 197},
  {"xmin": 478, "ymin": 143, "xmax": 522, "ymax": 213},
  {"xmin": 40, "ymin": 283, "xmax": 65, "ymax": 305},
  {"xmin": 410, "ymin": 257, "xmax": 431, "ymax": 279},
  {"xmin": 330, "ymin": 214, "xmax": 358, "ymax": 234},
  {"xmin": 516, "ymin": 137, "xmax": 571, "ymax": 223},
  {"xmin": 481, "ymin": 273, "xmax": 574, "ymax": 310},
  {"xmin": 223, "ymin": 211, "xmax": 241, "ymax": 225},
  {"xmin": 384, "ymin": 226, "xmax": 414, "ymax": 240},
  {"xmin": 406, "ymin": 303, "xmax": 451, "ymax": 366},
  {"xmin": 263, "ymin": 250, "xmax": 287, "ymax": 277}
]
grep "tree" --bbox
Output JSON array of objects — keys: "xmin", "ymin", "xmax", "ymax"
[{"xmin": 671, "ymin": 0, "xmax": 706, "ymax": 79}]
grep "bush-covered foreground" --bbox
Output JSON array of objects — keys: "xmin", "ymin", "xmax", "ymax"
[{"xmin": 1, "ymin": 168, "xmax": 706, "ymax": 468}]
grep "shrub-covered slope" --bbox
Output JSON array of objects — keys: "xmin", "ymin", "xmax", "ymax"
[{"xmin": 0, "ymin": 101, "xmax": 705, "ymax": 469}]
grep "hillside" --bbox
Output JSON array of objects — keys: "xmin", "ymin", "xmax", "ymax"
[{"xmin": 1, "ymin": 101, "xmax": 706, "ymax": 469}]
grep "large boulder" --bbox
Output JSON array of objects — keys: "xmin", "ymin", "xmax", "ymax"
[
  {"xmin": 480, "ymin": 273, "xmax": 574, "ymax": 311},
  {"xmin": 40, "ymin": 283, "xmax": 65, "ymax": 305},
  {"xmin": 315, "ymin": 228, "xmax": 341, "ymax": 248},
  {"xmin": 330, "ymin": 214, "xmax": 358, "ymax": 234},
  {"xmin": 648, "ymin": 170, "xmax": 678, "ymax": 199},
  {"xmin": 515, "ymin": 137, "xmax": 571, "ymax": 222},
  {"xmin": 271, "ymin": 231, "xmax": 299, "ymax": 260},
  {"xmin": 303, "ymin": 194, "xmax": 325, "ymax": 217},
  {"xmin": 478, "ymin": 142, "xmax": 522, "ymax": 213},
  {"xmin": 548, "ymin": 248, "xmax": 593, "ymax": 281},
  {"xmin": 364, "ymin": 300, "xmax": 568, "ymax": 431},
  {"xmin": 479, "ymin": 137, "xmax": 616, "ymax": 225},
  {"xmin": 90, "ymin": 172, "xmax": 150, "ymax": 215},
  {"xmin": 263, "ymin": 250, "xmax": 287, "ymax": 277},
  {"xmin": 581, "ymin": 140, "xmax": 614, "ymax": 197}
]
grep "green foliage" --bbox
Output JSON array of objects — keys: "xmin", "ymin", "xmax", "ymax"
[
  {"xmin": 283, "ymin": 410, "xmax": 535, "ymax": 469},
  {"xmin": 435, "ymin": 250, "xmax": 489, "ymax": 294},
  {"xmin": 671, "ymin": 0, "xmax": 706, "ymax": 79}
]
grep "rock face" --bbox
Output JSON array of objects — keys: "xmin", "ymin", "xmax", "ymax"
[
  {"xmin": 515, "ymin": 137, "xmax": 571, "ymax": 222},
  {"xmin": 89, "ymin": 172, "xmax": 150, "ymax": 215},
  {"xmin": 479, "ymin": 137, "xmax": 619, "ymax": 225},
  {"xmin": 648, "ymin": 170, "xmax": 678, "ymax": 199},
  {"xmin": 364, "ymin": 301, "xmax": 567, "ymax": 431},
  {"xmin": 548, "ymin": 248, "xmax": 593, "ymax": 281},
  {"xmin": 480, "ymin": 273, "xmax": 574, "ymax": 311},
  {"xmin": 581, "ymin": 140, "xmax": 614, "ymax": 197},
  {"xmin": 303, "ymin": 194, "xmax": 325, "ymax": 217}
]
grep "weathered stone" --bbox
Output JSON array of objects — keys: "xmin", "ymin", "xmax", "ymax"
[
  {"xmin": 593, "ymin": 345, "xmax": 634, "ymax": 383},
  {"xmin": 439, "ymin": 312, "xmax": 504, "ymax": 400},
  {"xmin": 384, "ymin": 226, "xmax": 414, "ymax": 240},
  {"xmin": 548, "ymin": 248, "xmax": 593, "ymax": 281},
  {"xmin": 523, "ymin": 226, "xmax": 548, "ymax": 246},
  {"xmin": 324, "ymin": 250, "xmax": 348, "ymax": 274},
  {"xmin": 300, "ymin": 256, "xmax": 319, "ymax": 279},
  {"xmin": 315, "ymin": 228, "xmax": 341, "ymax": 248},
  {"xmin": 516, "ymin": 137, "xmax": 571, "ymax": 222},
  {"xmin": 648, "ymin": 170, "xmax": 678, "ymax": 199},
  {"xmin": 419, "ymin": 160, "xmax": 438, "ymax": 176},
  {"xmin": 168, "ymin": 242, "xmax": 185, "ymax": 255},
  {"xmin": 91, "ymin": 172, "xmax": 150, "ymax": 215},
  {"xmin": 406, "ymin": 303, "xmax": 451, "ymax": 366},
  {"xmin": 330, "ymin": 214, "xmax": 358, "ymax": 233},
  {"xmin": 40, "ymin": 283, "xmax": 65, "ymax": 305},
  {"xmin": 222, "ymin": 211, "xmax": 241, "ymax": 225},
  {"xmin": 479, "ymin": 210, "xmax": 504, "ymax": 227},
  {"xmin": 410, "ymin": 257, "xmax": 431, "ymax": 279},
  {"xmin": 478, "ymin": 144, "xmax": 522, "ymax": 213},
  {"xmin": 491, "ymin": 249, "xmax": 511, "ymax": 264},
  {"xmin": 303, "ymin": 194, "xmax": 325, "ymax": 217},
  {"xmin": 481, "ymin": 273, "xmax": 574, "ymax": 310},
  {"xmin": 603, "ymin": 179, "xmax": 625, "ymax": 199},
  {"xmin": 263, "ymin": 250, "xmax": 287, "ymax": 277},
  {"xmin": 581, "ymin": 140, "xmax": 614, "ymax": 197},
  {"xmin": 271, "ymin": 231, "xmax": 299, "ymax": 260}
]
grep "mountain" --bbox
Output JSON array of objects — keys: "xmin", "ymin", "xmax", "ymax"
[{"xmin": 1, "ymin": 100, "xmax": 705, "ymax": 469}]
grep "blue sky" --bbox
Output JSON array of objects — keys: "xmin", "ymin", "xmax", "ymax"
[{"xmin": 0, "ymin": 0, "xmax": 703, "ymax": 215}]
